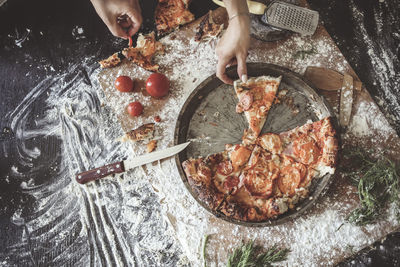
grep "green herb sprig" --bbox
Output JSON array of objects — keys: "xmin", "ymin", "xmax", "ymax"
[
  {"xmin": 203, "ymin": 234, "xmax": 209, "ymax": 267},
  {"xmin": 342, "ymin": 148, "xmax": 400, "ymax": 225},
  {"xmin": 293, "ymin": 45, "xmax": 317, "ymax": 60},
  {"xmin": 226, "ymin": 241, "xmax": 289, "ymax": 267}
]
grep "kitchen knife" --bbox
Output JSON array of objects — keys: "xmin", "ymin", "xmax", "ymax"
[
  {"xmin": 339, "ymin": 74, "xmax": 354, "ymax": 127},
  {"xmin": 212, "ymin": 0, "xmax": 319, "ymax": 36},
  {"xmin": 304, "ymin": 67, "xmax": 362, "ymax": 91},
  {"xmin": 76, "ymin": 141, "xmax": 190, "ymax": 184}
]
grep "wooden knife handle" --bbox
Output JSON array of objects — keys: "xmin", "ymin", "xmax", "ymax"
[{"xmin": 76, "ymin": 161, "xmax": 125, "ymax": 184}]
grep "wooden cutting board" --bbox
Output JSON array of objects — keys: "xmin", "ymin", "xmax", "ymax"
[{"xmin": 98, "ymin": 2, "xmax": 400, "ymax": 266}]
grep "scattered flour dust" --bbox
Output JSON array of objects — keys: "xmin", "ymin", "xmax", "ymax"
[
  {"xmin": 4, "ymin": 62, "xmax": 187, "ymax": 266},
  {"xmin": 5, "ymin": 10, "xmax": 399, "ymax": 266},
  {"xmin": 348, "ymin": 100, "xmax": 395, "ymax": 138},
  {"xmin": 97, "ymin": 24, "xmax": 399, "ymax": 266}
]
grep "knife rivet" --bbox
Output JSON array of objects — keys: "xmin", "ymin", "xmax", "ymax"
[
  {"xmin": 78, "ymin": 175, "xmax": 82, "ymax": 179},
  {"xmin": 116, "ymin": 164, "xmax": 120, "ymax": 168},
  {"xmin": 97, "ymin": 170, "xmax": 101, "ymax": 174}
]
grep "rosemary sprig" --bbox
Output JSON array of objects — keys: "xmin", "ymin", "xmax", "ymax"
[
  {"xmin": 203, "ymin": 234, "xmax": 209, "ymax": 267},
  {"xmin": 226, "ymin": 241, "xmax": 289, "ymax": 267},
  {"xmin": 341, "ymin": 147, "xmax": 400, "ymax": 225},
  {"xmin": 293, "ymin": 45, "xmax": 317, "ymax": 60}
]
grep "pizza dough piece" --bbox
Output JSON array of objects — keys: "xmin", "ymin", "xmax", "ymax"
[
  {"xmin": 121, "ymin": 123, "xmax": 155, "ymax": 142},
  {"xmin": 276, "ymin": 117, "xmax": 338, "ymax": 180},
  {"xmin": 122, "ymin": 32, "xmax": 164, "ymax": 72},
  {"xmin": 98, "ymin": 53, "xmax": 121, "ymax": 68},
  {"xmin": 155, "ymin": 0, "xmax": 195, "ymax": 34},
  {"xmin": 194, "ymin": 10, "xmax": 224, "ymax": 42}
]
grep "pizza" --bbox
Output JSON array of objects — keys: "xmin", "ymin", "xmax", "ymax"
[
  {"xmin": 194, "ymin": 10, "xmax": 224, "ymax": 42},
  {"xmin": 182, "ymin": 143, "xmax": 253, "ymax": 212},
  {"xmin": 99, "ymin": 53, "xmax": 121, "ymax": 68},
  {"xmin": 155, "ymin": 0, "xmax": 195, "ymax": 34},
  {"xmin": 121, "ymin": 123, "xmax": 155, "ymax": 142},
  {"xmin": 122, "ymin": 32, "xmax": 164, "ymax": 72},
  {"xmin": 182, "ymin": 76, "xmax": 338, "ymax": 222},
  {"xmin": 234, "ymin": 76, "xmax": 282, "ymax": 144}
]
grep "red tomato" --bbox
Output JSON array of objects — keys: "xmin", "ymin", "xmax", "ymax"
[
  {"xmin": 216, "ymin": 160, "xmax": 233, "ymax": 176},
  {"xmin": 115, "ymin": 76, "xmax": 134, "ymax": 92},
  {"xmin": 146, "ymin": 73, "xmax": 169, "ymax": 98},
  {"xmin": 127, "ymin": 102, "xmax": 143, "ymax": 117}
]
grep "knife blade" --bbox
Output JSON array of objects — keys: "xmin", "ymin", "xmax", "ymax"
[
  {"xmin": 339, "ymin": 74, "xmax": 354, "ymax": 127},
  {"xmin": 76, "ymin": 141, "xmax": 190, "ymax": 184}
]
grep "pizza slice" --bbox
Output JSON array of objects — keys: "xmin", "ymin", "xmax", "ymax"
[
  {"xmin": 234, "ymin": 76, "xmax": 282, "ymax": 144},
  {"xmin": 257, "ymin": 117, "xmax": 338, "ymax": 183},
  {"xmin": 99, "ymin": 53, "xmax": 121, "ymax": 68},
  {"xmin": 194, "ymin": 10, "xmax": 224, "ymax": 42},
  {"xmin": 155, "ymin": 0, "xmax": 195, "ymax": 34},
  {"xmin": 217, "ymin": 145, "xmax": 289, "ymax": 221},
  {"xmin": 122, "ymin": 32, "xmax": 164, "ymax": 72},
  {"xmin": 182, "ymin": 143, "xmax": 253, "ymax": 212}
]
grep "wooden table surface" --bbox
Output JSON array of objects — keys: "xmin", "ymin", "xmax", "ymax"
[{"xmin": 0, "ymin": 0, "xmax": 399, "ymax": 266}]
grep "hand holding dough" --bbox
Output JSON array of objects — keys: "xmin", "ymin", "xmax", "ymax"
[{"xmin": 91, "ymin": 0, "xmax": 142, "ymax": 39}]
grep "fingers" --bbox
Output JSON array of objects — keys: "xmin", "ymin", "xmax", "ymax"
[
  {"xmin": 107, "ymin": 21, "xmax": 129, "ymax": 39},
  {"xmin": 216, "ymin": 56, "xmax": 233, "ymax": 85},
  {"xmin": 236, "ymin": 53, "xmax": 248, "ymax": 83},
  {"xmin": 126, "ymin": 9, "xmax": 143, "ymax": 37}
]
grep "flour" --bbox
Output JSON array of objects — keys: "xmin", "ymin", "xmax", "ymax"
[
  {"xmin": 349, "ymin": 0, "xmax": 400, "ymax": 131},
  {"xmin": 348, "ymin": 100, "xmax": 395, "ymax": 138},
  {"xmin": 3, "ymin": 7, "xmax": 400, "ymax": 267},
  {"xmin": 3, "ymin": 61, "xmax": 186, "ymax": 266}
]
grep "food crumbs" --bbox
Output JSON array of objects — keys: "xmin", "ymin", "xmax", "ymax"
[
  {"xmin": 147, "ymin": 140, "xmax": 157, "ymax": 153},
  {"xmin": 154, "ymin": 116, "xmax": 161, "ymax": 123}
]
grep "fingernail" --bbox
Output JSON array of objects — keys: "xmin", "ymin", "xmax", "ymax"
[{"xmin": 241, "ymin": 74, "xmax": 248, "ymax": 83}]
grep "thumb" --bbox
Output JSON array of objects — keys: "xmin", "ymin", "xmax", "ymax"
[{"xmin": 237, "ymin": 53, "xmax": 248, "ymax": 83}]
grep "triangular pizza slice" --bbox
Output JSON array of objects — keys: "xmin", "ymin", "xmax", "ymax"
[
  {"xmin": 257, "ymin": 117, "xmax": 338, "ymax": 186},
  {"xmin": 234, "ymin": 76, "xmax": 282, "ymax": 144},
  {"xmin": 182, "ymin": 143, "xmax": 253, "ymax": 212}
]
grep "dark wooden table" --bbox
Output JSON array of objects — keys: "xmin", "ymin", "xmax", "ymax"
[{"xmin": 1, "ymin": 0, "xmax": 399, "ymax": 266}]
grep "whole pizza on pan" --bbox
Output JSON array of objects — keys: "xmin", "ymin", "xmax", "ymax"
[{"xmin": 182, "ymin": 75, "xmax": 338, "ymax": 222}]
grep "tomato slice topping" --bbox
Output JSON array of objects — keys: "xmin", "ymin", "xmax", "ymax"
[
  {"xmin": 230, "ymin": 146, "xmax": 251, "ymax": 171},
  {"xmin": 293, "ymin": 135, "xmax": 320, "ymax": 165},
  {"xmin": 244, "ymin": 170, "xmax": 273, "ymax": 198},
  {"xmin": 243, "ymin": 159, "xmax": 279, "ymax": 198},
  {"xmin": 216, "ymin": 160, "xmax": 234, "ymax": 176},
  {"xmin": 277, "ymin": 164, "xmax": 305, "ymax": 196},
  {"xmin": 223, "ymin": 176, "xmax": 240, "ymax": 195},
  {"xmin": 258, "ymin": 133, "xmax": 282, "ymax": 154}
]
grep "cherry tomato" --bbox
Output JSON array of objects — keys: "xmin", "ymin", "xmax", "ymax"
[
  {"xmin": 115, "ymin": 76, "xmax": 134, "ymax": 92},
  {"xmin": 127, "ymin": 102, "xmax": 143, "ymax": 117},
  {"xmin": 146, "ymin": 73, "xmax": 169, "ymax": 98}
]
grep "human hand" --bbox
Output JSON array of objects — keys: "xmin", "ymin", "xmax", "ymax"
[
  {"xmin": 215, "ymin": 15, "xmax": 250, "ymax": 84},
  {"xmin": 91, "ymin": 0, "xmax": 142, "ymax": 39}
]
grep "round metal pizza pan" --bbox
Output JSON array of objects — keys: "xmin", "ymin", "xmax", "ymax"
[{"xmin": 174, "ymin": 63, "xmax": 337, "ymax": 227}]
